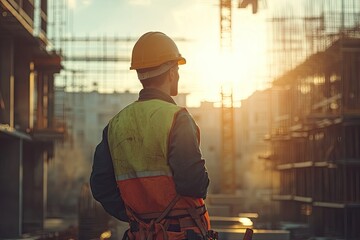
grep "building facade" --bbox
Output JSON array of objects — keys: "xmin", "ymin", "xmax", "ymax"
[
  {"xmin": 0, "ymin": 0, "xmax": 62, "ymax": 237},
  {"xmin": 269, "ymin": 39, "xmax": 360, "ymax": 239},
  {"xmin": 239, "ymin": 90, "xmax": 274, "ymax": 218}
]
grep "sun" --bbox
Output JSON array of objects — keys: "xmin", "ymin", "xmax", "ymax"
[
  {"xmin": 185, "ymin": 39, "xmax": 267, "ymax": 106},
  {"xmin": 174, "ymin": 7, "xmax": 269, "ymax": 107}
]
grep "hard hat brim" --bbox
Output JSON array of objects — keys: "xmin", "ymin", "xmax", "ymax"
[{"xmin": 178, "ymin": 57, "xmax": 186, "ymax": 66}]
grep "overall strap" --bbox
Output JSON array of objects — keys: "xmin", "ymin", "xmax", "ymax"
[
  {"xmin": 154, "ymin": 194, "xmax": 181, "ymax": 223},
  {"xmin": 187, "ymin": 207, "xmax": 208, "ymax": 238},
  {"xmin": 125, "ymin": 195, "xmax": 181, "ymax": 240}
]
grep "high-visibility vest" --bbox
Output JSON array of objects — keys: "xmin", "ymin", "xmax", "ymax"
[{"xmin": 108, "ymin": 99, "xmax": 210, "ymax": 240}]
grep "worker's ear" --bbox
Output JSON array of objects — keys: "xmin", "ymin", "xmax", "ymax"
[
  {"xmin": 169, "ymin": 68, "xmax": 175, "ymax": 80},
  {"xmin": 169, "ymin": 66, "xmax": 179, "ymax": 82}
]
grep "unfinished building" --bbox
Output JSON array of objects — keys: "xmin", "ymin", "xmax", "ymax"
[
  {"xmin": 0, "ymin": 0, "xmax": 62, "ymax": 238},
  {"xmin": 268, "ymin": 0, "xmax": 360, "ymax": 239}
]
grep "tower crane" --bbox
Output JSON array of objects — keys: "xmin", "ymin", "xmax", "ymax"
[
  {"xmin": 219, "ymin": 0, "xmax": 259, "ymax": 49},
  {"xmin": 219, "ymin": 0, "xmax": 259, "ymax": 194}
]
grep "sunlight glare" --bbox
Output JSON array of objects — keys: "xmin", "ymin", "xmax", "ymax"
[
  {"xmin": 67, "ymin": 0, "xmax": 76, "ymax": 9},
  {"xmin": 238, "ymin": 217, "xmax": 253, "ymax": 226},
  {"xmin": 193, "ymin": 43, "xmax": 261, "ymax": 104}
]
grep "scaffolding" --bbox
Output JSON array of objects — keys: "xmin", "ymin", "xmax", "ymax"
[
  {"xmin": 268, "ymin": 0, "xmax": 360, "ymax": 80},
  {"xmin": 268, "ymin": 0, "xmax": 360, "ymax": 239},
  {"xmin": 55, "ymin": 36, "xmax": 134, "ymax": 93},
  {"xmin": 221, "ymin": 86, "xmax": 236, "ymax": 194}
]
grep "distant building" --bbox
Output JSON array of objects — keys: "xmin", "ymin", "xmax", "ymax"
[
  {"xmin": 186, "ymin": 92, "xmax": 276, "ymax": 221},
  {"xmin": 188, "ymin": 102, "xmax": 223, "ymax": 193},
  {"xmin": 239, "ymin": 90, "xmax": 274, "ymax": 214}
]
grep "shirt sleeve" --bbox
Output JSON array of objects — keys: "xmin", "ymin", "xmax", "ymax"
[
  {"xmin": 90, "ymin": 125, "xmax": 129, "ymax": 222},
  {"xmin": 168, "ymin": 109, "xmax": 210, "ymax": 199}
]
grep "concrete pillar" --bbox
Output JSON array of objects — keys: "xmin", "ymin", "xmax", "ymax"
[
  {"xmin": 0, "ymin": 37, "xmax": 15, "ymax": 126},
  {"xmin": 22, "ymin": 142, "xmax": 47, "ymax": 233},
  {"xmin": 35, "ymin": 70, "xmax": 55, "ymax": 129},
  {"xmin": 35, "ymin": 71, "xmax": 49, "ymax": 129},
  {"xmin": 0, "ymin": 136, "xmax": 23, "ymax": 238},
  {"xmin": 14, "ymin": 42, "xmax": 31, "ymax": 130}
]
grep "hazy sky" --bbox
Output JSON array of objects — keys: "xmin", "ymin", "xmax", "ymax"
[{"xmin": 63, "ymin": 0, "xmax": 270, "ymax": 106}]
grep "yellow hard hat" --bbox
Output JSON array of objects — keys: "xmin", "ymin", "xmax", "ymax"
[{"xmin": 130, "ymin": 32, "xmax": 186, "ymax": 70}]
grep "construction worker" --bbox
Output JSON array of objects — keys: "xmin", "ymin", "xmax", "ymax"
[{"xmin": 90, "ymin": 32, "xmax": 213, "ymax": 240}]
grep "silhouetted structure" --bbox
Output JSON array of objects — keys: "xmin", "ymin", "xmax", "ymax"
[
  {"xmin": 268, "ymin": 1, "xmax": 360, "ymax": 239},
  {"xmin": 0, "ymin": 0, "xmax": 63, "ymax": 238}
]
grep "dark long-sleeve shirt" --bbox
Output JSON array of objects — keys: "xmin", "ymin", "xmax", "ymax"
[{"xmin": 90, "ymin": 88, "xmax": 209, "ymax": 221}]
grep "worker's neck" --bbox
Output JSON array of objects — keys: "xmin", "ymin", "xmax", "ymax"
[{"xmin": 146, "ymin": 85, "xmax": 171, "ymax": 96}]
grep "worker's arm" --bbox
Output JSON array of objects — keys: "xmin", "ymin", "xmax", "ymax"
[
  {"xmin": 90, "ymin": 125, "xmax": 129, "ymax": 222},
  {"xmin": 168, "ymin": 109, "xmax": 210, "ymax": 199}
]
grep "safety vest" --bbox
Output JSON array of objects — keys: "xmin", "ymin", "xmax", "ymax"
[{"xmin": 108, "ymin": 99, "xmax": 211, "ymax": 240}]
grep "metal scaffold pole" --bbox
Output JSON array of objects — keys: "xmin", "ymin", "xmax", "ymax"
[{"xmin": 221, "ymin": 86, "xmax": 236, "ymax": 194}]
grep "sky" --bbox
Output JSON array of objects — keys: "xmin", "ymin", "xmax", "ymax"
[{"xmin": 62, "ymin": 0, "xmax": 270, "ymax": 106}]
